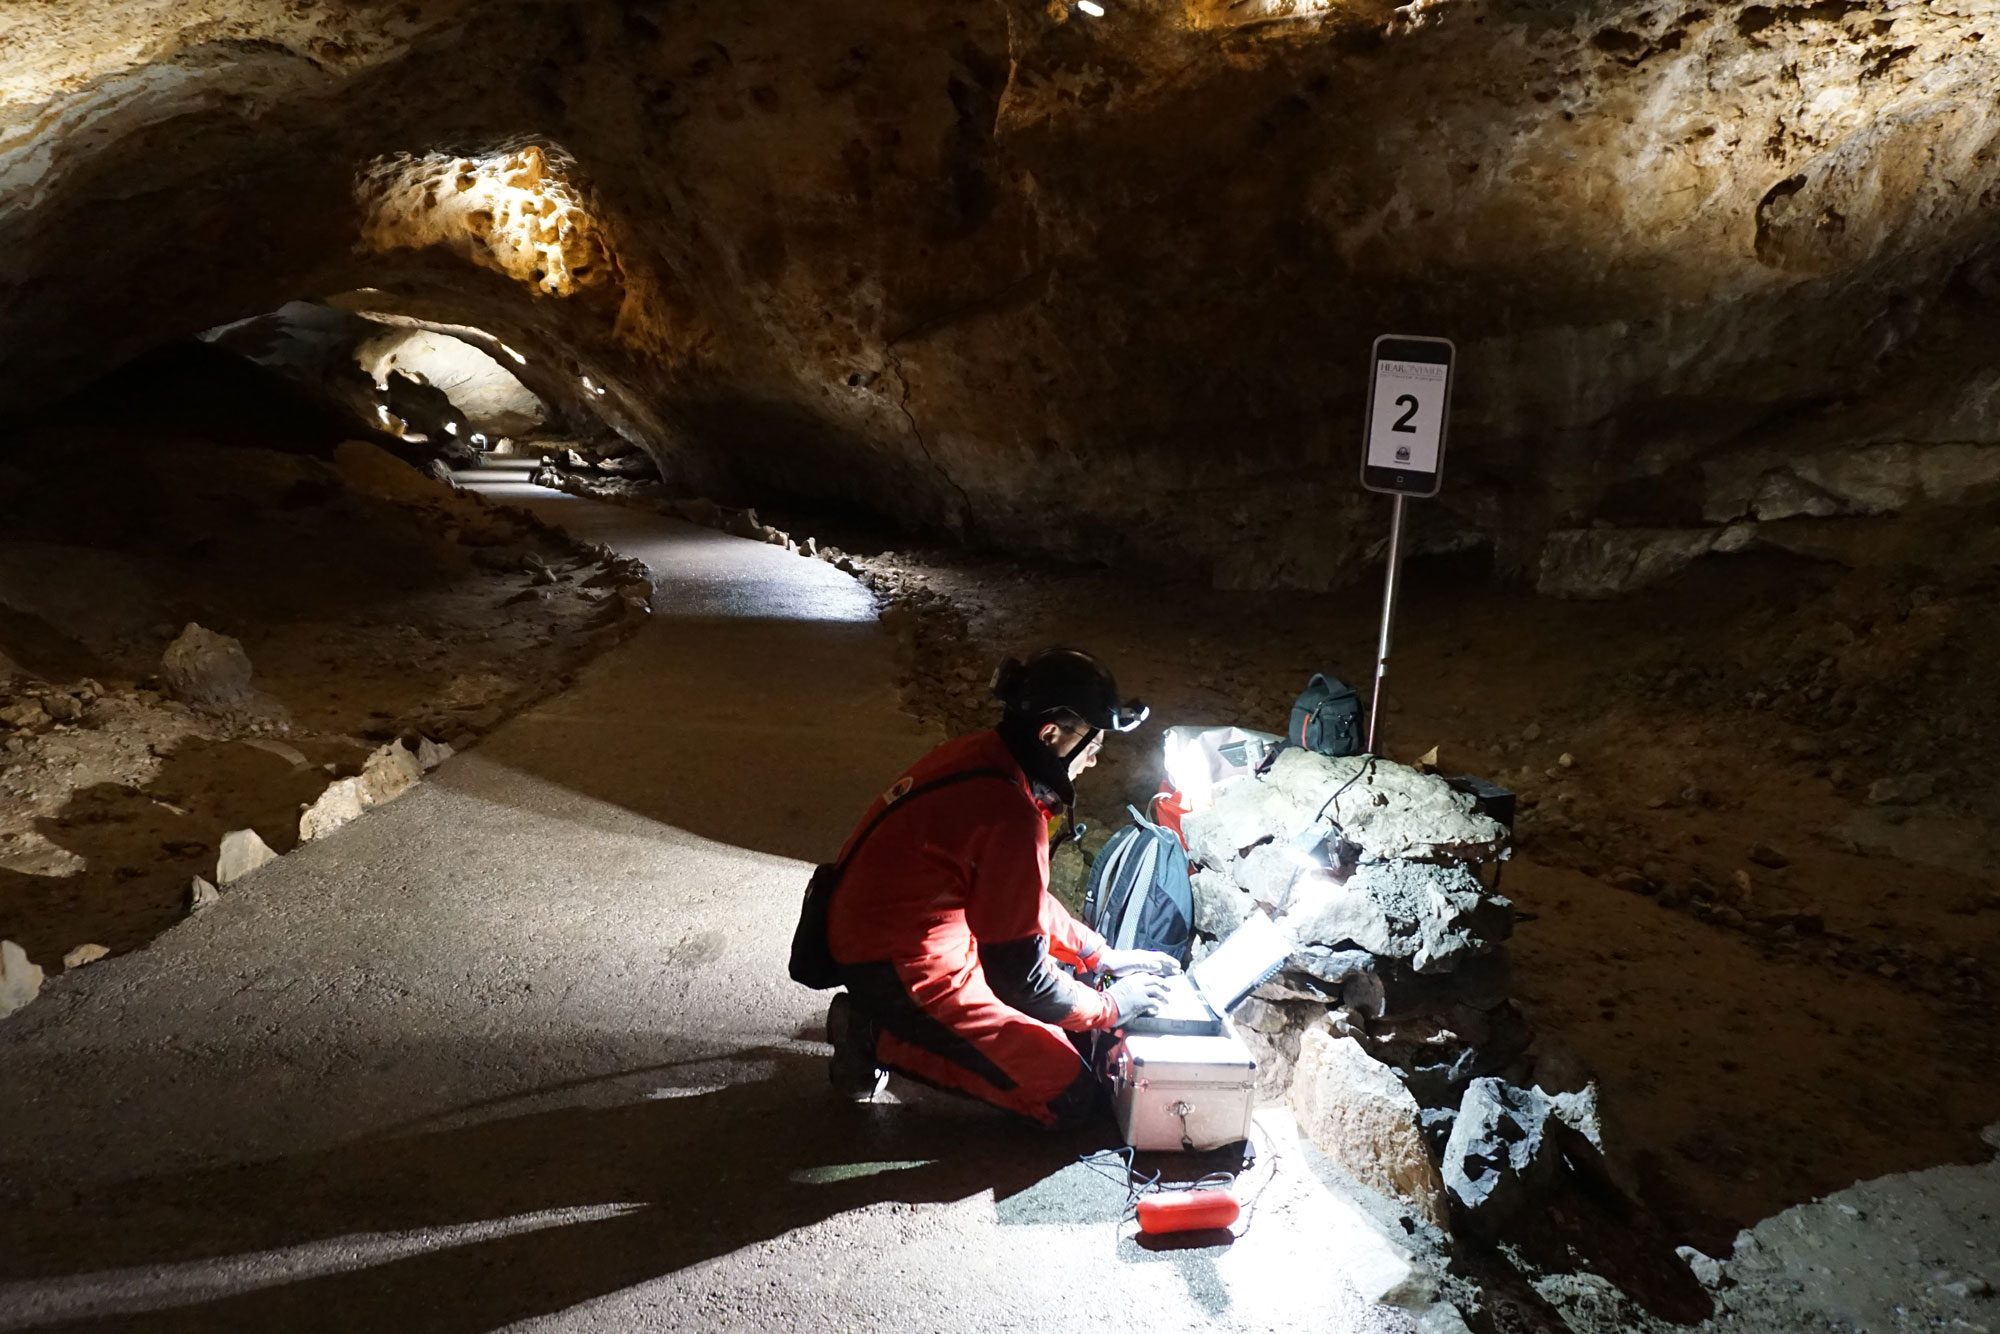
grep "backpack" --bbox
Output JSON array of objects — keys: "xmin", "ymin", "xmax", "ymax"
[
  {"xmin": 1083, "ymin": 805, "xmax": 1195, "ymax": 964},
  {"xmin": 1289, "ymin": 672, "xmax": 1363, "ymax": 757}
]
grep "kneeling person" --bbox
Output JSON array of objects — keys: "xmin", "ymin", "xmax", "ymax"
[{"xmin": 826, "ymin": 648, "xmax": 1180, "ymax": 1126}]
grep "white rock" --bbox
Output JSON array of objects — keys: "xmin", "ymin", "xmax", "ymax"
[
  {"xmin": 189, "ymin": 876, "xmax": 219, "ymax": 910},
  {"xmin": 160, "ymin": 623, "xmax": 256, "ymax": 710},
  {"xmin": 360, "ymin": 740, "xmax": 422, "ymax": 805},
  {"xmin": 415, "ymin": 736, "xmax": 454, "ymax": 771},
  {"xmin": 299, "ymin": 778, "xmax": 367, "ymax": 840},
  {"xmin": 61, "ymin": 943, "xmax": 108, "ymax": 968},
  {"xmin": 1191, "ymin": 866, "xmax": 1252, "ymax": 938},
  {"xmin": 1288, "ymin": 1030, "xmax": 1449, "ymax": 1227},
  {"xmin": 0, "ymin": 940, "xmax": 45, "ymax": 1021},
  {"xmin": 243, "ymin": 738, "xmax": 309, "ymax": 767},
  {"xmin": 1184, "ymin": 749, "xmax": 1504, "ymax": 873},
  {"xmin": 216, "ymin": 828, "xmax": 278, "ymax": 885}
]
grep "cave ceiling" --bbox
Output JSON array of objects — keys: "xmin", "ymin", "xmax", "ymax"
[{"xmin": 4, "ymin": 0, "xmax": 1998, "ymax": 585}]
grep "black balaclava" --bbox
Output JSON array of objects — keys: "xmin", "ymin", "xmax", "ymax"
[{"xmin": 997, "ymin": 713, "xmax": 1084, "ymax": 811}]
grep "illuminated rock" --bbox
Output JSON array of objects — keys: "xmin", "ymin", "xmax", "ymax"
[
  {"xmin": 1289, "ymin": 1029, "xmax": 1449, "ymax": 1227},
  {"xmin": 215, "ymin": 829, "xmax": 278, "ymax": 885},
  {"xmin": 0, "ymin": 941, "xmax": 45, "ymax": 1022}
]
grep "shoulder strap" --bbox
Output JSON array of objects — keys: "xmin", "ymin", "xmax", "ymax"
[{"xmin": 833, "ymin": 767, "xmax": 1016, "ymax": 880}]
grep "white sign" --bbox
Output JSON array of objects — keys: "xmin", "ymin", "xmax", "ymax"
[{"xmin": 1366, "ymin": 357, "xmax": 1448, "ymax": 474}]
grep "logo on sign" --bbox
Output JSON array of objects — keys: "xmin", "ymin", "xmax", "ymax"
[{"xmin": 1395, "ymin": 445, "xmax": 1410, "ymax": 462}]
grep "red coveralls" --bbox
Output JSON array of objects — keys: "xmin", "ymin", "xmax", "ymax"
[{"xmin": 826, "ymin": 729, "xmax": 1118, "ymax": 1125}]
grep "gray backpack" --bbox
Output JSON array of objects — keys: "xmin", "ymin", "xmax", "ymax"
[{"xmin": 1083, "ymin": 806, "xmax": 1195, "ymax": 965}]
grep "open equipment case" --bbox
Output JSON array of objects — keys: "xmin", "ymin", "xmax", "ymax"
[{"xmin": 1102, "ymin": 913, "xmax": 1293, "ymax": 1151}]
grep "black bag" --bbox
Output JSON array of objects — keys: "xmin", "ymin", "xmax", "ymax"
[
  {"xmin": 1289, "ymin": 672, "xmax": 1363, "ymax": 757},
  {"xmin": 788, "ymin": 767, "xmax": 1012, "ymax": 989},
  {"xmin": 1082, "ymin": 805, "xmax": 1195, "ymax": 965}
]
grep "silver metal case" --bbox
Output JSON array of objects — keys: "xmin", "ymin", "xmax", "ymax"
[{"xmin": 1104, "ymin": 1026, "xmax": 1258, "ymax": 1152}]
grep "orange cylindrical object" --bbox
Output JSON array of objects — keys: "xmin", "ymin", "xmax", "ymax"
[{"xmin": 1136, "ymin": 1188, "xmax": 1240, "ymax": 1234}]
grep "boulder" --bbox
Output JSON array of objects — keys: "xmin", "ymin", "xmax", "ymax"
[
  {"xmin": 1191, "ymin": 866, "xmax": 1252, "ymax": 938},
  {"xmin": 0, "ymin": 940, "xmax": 45, "ymax": 1020},
  {"xmin": 160, "ymin": 623, "xmax": 255, "ymax": 711},
  {"xmin": 359, "ymin": 740, "xmax": 422, "ymax": 805},
  {"xmin": 188, "ymin": 876, "xmax": 219, "ymax": 910},
  {"xmin": 1442, "ymin": 1078, "xmax": 1562, "ymax": 1229},
  {"xmin": 1186, "ymin": 749, "xmax": 1505, "ymax": 868},
  {"xmin": 1282, "ymin": 860, "xmax": 1511, "ymax": 974},
  {"xmin": 216, "ymin": 828, "xmax": 278, "ymax": 885},
  {"xmin": 298, "ymin": 777, "xmax": 367, "ymax": 841},
  {"xmin": 0, "ymin": 700, "xmax": 49, "ymax": 729},
  {"xmin": 415, "ymin": 736, "xmax": 454, "ymax": 771},
  {"xmin": 1288, "ymin": 1030, "xmax": 1450, "ymax": 1227}
]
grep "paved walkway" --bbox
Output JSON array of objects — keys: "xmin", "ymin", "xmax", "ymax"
[{"xmin": 0, "ymin": 465, "xmax": 1415, "ymax": 1333}]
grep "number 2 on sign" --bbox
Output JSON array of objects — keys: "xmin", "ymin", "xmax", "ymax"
[{"xmin": 1392, "ymin": 396, "xmax": 1419, "ymax": 432}]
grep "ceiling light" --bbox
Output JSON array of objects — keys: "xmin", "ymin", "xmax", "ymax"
[{"xmin": 1077, "ymin": 1, "xmax": 1106, "ymax": 15}]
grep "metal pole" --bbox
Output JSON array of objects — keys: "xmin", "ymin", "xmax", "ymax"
[{"xmin": 1366, "ymin": 493, "xmax": 1408, "ymax": 755}]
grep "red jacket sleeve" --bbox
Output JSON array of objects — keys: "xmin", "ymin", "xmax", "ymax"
[
  {"xmin": 965, "ymin": 793, "xmax": 1117, "ymax": 1031},
  {"xmin": 1042, "ymin": 893, "xmax": 1106, "ymax": 971}
]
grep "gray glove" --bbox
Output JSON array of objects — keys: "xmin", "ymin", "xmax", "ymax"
[
  {"xmin": 1106, "ymin": 973, "xmax": 1172, "ymax": 1025},
  {"xmin": 1099, "ymin": 948, "xmax": 1183, "ymax": 978}
]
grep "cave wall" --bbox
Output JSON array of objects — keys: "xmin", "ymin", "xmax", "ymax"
[{"xmin": 5, "ymin": 0, "xmax": 1999, "ymax": 586}]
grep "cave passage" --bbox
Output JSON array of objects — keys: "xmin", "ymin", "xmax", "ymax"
[{"xmin": 3, "ymin": 2, "xmax": 2000, "ymax": 1331}]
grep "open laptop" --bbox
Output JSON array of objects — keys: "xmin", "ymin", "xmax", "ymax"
[{"xmin": 1121, "ymin": 912, "xmax": 1293, "ymax": 1037}]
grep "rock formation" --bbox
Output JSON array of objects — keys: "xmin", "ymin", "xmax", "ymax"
[{"xmin": 8, "ymin": 0, "xmax": 2000, "ymax": 587}]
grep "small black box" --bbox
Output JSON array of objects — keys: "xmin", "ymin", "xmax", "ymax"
[{"xmin": 1445, "ymin": 774, "xmax": 1516, "ymax": 830}]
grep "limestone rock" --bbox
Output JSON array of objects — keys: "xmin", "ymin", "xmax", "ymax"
[
  {"xmin": 160, "ymin": 623, "xmax": 255, "ymax": 711},
  {"xmin": 298, "ymin": 778, "xmax": 368, "ymax": 841},
  {"xmin": 1191, "ymin": 866, "xmax": 1252, "ymax": 938},
  {"xmin": 1535, "ymin": 527, "xmax": 1753, "ymax": 599},
  {"xmin": 216, "ymin": 828, "xmax": 278, "ymax": 885},
  {"xmin": 1282, "ymin": 860, "xmax": 1511, "ymax": 974},
  {"xmin": 415, "ymin": 736, "xmax": 454, "ymax": 771},
  {"xmin": 0, "ymin": 940, "xmax": 45, "ymax": 1021},
  {"xmin": 14, "ymin": 0, "xmax": 2000, "ymax": 593},
  {"xmin": 0, "ymin": 700, "xmax": 49, "ymax": 730},
  {"xmin": 1184, "ymin": 750, "xmax": 1506, "ymax": 875},
  {"xmin": 189, "ymin": 876, "xmax": 219, "ymax": 910},
  {"xmin": 359, "ymin": 740, "xmax": 422, "ymax": 805},
  {"xmin": 1288, "ymin": 1030, "xmax": 1449, "ymax": 1227},
  {"xmin": 61, "ymin": 943, "xmax": 108, "ymax": 969},
  {"xmin": 1442, "ymin": 1078, "xmax": 1562, "ymax": 1229}
]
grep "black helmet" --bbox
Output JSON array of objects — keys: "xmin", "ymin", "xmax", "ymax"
[{"xmin": 990, "ymin": 648, "xmax": 1148, "ymax": 733}]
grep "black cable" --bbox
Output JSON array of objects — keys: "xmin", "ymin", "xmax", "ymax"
[
  {"xmin": 1315, "ymin": 754, "xmax": 1376, "ymax": 825},
  {"xmin": 1077, "ymin": 1146, "xmax": 1241, "ymax": 1224}
]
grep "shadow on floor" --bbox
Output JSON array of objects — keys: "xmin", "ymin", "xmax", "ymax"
[
  {"xmin": 465, "ymin": 615, "xmax": 936, "ymax": 865},
  {"xmin": 0, "ymin": 1049, "xmax": 1100, "ymax": 1333}
]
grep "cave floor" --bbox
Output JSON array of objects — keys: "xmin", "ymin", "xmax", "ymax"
[
  {"xmin": 0, "ymin": 428, "xmax": 631, "ymax": 971},
  {"xmin": 845, "ymin": 526, "xmax": 2000, "ymax": 1256},
  {"xmin": 0, "ymin": 474, "xmax": 1421, "ymax": 1334}
]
